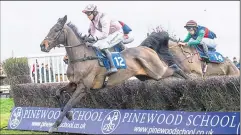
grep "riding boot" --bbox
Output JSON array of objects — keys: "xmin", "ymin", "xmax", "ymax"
[
  {"xmin": 118, "ymin": 42, "xmax": 126, "ymax": 51},
  {"xmin": 103, "ymin": 49, "xmax": 118, "ymax": 74},
  {"xmin": 201, "ymin": 43, "xmax": 210, "ymax": 60}
]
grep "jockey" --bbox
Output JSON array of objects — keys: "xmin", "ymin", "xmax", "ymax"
[
  {"xmin": 178, "ymin": 20, "xmax": 217, "ymax": 60},
  {"xmin": 82, "ymin": 4, "xmax": 124, "ymax": 74}
]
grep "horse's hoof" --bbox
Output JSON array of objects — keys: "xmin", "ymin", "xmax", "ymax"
[
  {"xmin": 48, "ymin": 126, "xmax": 58, "ymax": 133},
  {"xmin": 66, "ymin": 112, "xmax": 73, "ymax": 121}
]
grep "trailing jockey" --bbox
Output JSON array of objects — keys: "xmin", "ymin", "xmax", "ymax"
[
  {"xmin": 178, "ymin": 20, "xmax": 217, "ymax": 61},
  {"xmin": 82, "ymin": 4, "xmax": 125, "ymax": 74}
]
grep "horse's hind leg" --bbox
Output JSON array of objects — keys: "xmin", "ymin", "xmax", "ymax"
[
  {"xmin": 227, "ymin": 64, "xmax": 240, "ymax": 76},
  {"xmin": 135, "ymin": 57, "xmax": 163, "ymax": 80}
]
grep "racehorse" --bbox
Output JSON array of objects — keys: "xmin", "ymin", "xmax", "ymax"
[
  {"xmin": 39, "ymin": 15, "xmax": 183, "ymax": 133},
  {"xmin": 168, "ymin": 38, "xmax": 240, "ymax": 78},
  {"xmin": 141, "ymin": 31, "xmax": 239, "ymax": 78}
]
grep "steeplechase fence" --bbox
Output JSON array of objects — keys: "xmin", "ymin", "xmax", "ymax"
[{"xmin": 6, "ymin": 53, "xmax": 240, "ymax": 134}]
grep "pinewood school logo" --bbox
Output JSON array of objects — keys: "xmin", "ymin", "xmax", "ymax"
[
  {"xmin": 101, "ymin": 110, "xmax": 121, "ymax": 134},
  {"xmin": 9, "ymin": 107, "xmax": 23, "ymax": 129}
]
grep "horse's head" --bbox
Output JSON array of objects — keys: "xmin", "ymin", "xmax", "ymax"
[{"xmin": 40, "ymin": 15, "xmax": 67, "ymax": 52}]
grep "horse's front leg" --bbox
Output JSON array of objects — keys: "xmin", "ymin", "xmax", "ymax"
[
  {"xmin": 49, "ymin": 83, "xmax": 87, "ymax": 133},
  {"xmin": 56, "ymin": 82, "xmax": 76, "ymax": 111},
  {"xmin": 56, "ymin": 82, "xmax": 76, "ymax": 121}
]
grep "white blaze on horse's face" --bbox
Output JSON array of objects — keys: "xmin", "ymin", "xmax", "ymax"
[{"xmin": 42, "ymin": 39, "xmax": 49, "ymax": 49}]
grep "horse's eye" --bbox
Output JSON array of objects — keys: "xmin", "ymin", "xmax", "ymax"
[{"xmin": 54, "ymin": 28, "xmax": 59, "ymax": 32}]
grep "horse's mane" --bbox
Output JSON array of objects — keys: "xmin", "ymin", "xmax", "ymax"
[
  {"xmin": 66, "ymin": 22, "xmax": 83, "ymax": 41},
  {"xmin": 140, "ymin": 31, "xmax": 169, "ymax": 50},
  {"xmin": 169, "ymin": 36, "xmax": 179, "ymax": 43},
  {"xmin": 140, "ymin": 30, "xmax": 184, "ymax": 68}
]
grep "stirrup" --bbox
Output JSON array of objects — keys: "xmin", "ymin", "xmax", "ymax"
[
  {"xmin": 202, "ymin": 56, "xmax": 210, "ymax": 62},
  {"xmin": 105, "ymin": 68, "xmax": 117, "ymax": 75}
]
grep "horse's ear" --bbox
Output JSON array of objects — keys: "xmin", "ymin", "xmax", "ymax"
[
  {"xmin": 60, "ymin": 15, "xmax": 67, "ymax": 25},
  {"xmin": 63, "ymin": 15, "xmax": 67, "ymax": 23},
  {"xmin": 58, "ymin": 15, "xmax": 67, "ymax": 25}
]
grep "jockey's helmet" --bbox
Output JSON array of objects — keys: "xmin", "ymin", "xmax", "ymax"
[
  {"xmin": 184, "ymin": 20, "xmax": 198, "ymax": 29},
  {"xmin": 184, "ymin": 20, "xmax": 198, "ymax": 35},
  {"xmin": 82, "ymin": 4, "xmax": 98, "ymax": 16}
]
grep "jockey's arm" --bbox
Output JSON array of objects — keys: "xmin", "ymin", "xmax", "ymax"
[
  {"xmin": 96, "ymin": 15, "xmax": 111, "ymax": 40},
  {"xmin": 186, "ymin": 30, "xmax": 205, "ymax": 47},
  {"xmin": 183, "ymin": 33, "xmax": 191, "ymax": 42},
  {"xmin": 89, "ymin": 23, "xmax": 96, "ymax": 36}
]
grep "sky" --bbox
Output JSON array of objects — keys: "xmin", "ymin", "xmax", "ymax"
[{"xmin": 1, "ymin": 1, "xmax": 240, "ymax": 62}]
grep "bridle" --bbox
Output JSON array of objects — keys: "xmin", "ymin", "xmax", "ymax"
[
  {"xmin": 43, "ymin": 24, "xmax": 83, "ymax": 49},
  {"xmin": 169, "ymin": 37, "xmax": 198, "ymax": 63},
  {"xmin": 41, "ymin": 24, "xmax": 99, "ymax": 63}
]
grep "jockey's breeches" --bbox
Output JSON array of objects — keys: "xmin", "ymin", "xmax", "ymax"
[
  {"xmin": 190, "ymin": 38, "xmax": 217, "ymax": 48},
  {"xmin": 93, "ymin": 30, "xmax": 124, "ymax": 50}
]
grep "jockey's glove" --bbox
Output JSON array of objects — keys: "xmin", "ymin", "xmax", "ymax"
[
  {"xmin": 86, "ymin": 42, "xmax": 93, "ymax": 47},
  {"xmin": 84, "ymin": 36, "xmax": 98, "ymax": 43}
]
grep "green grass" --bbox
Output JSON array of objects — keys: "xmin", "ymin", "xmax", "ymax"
[{"xmin": 0, "ymin": 98, "xmax": 47, "ymax": 134}]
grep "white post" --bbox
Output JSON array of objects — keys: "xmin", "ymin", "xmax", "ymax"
[
  {"xmin": 44, "ymin": 57, "xmax": 47, "ymax": 83},
  {"xmin": 47, "ymin": 57, "xmax": 51, "ymax": 83},
  {"xmin": 51, "ymin": 57, "xmax": 56, "ymax": 83},
  {"xmin": 34, "ymin": 62, "xmax": 37, "ymax": 83},
  {"xmin": 28, "ymin": 58, "xmax": 33, "ymax": 83},
  {"xmin": 61, "ymin": 57, "xmax": 65, "ymax": 82},
  {"xmin": 56, "ymin": 57, "xmax": 60, "ymax": 83}
]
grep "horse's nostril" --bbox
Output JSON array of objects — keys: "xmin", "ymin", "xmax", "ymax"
[
  {"xmin": 40, "ymin": 44, "xmax": 44, "ymax": 48},
  {"xmin": 40, "ymin": 44, "xmax": 47, "ymax": 52}
]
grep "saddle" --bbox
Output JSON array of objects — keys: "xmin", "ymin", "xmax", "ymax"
[
  {"xmin": 63, "ymin": 43, "xmax": 127, "ymax": 70},
  {"xmin": 196, "ymin": 45, "xmax": 224, "ymax": 64},
  {"xmin": 93, "ymin": 44, "xmax": 127, "ymax": 70}
]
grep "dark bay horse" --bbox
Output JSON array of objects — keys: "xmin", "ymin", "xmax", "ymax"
[
  {"xmin": 40, "ymin": 15, "xmax": 181, "ymax": 133},
  {"xmin": 141, "ymin": 31, "xmax": 240, "ymax": 78}
]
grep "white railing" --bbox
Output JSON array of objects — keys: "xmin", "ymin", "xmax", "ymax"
[
  {"xmin": 28, "ymin": 53, "xmax": 68, "ymax": 83},
  {"xmin": 27, "ymin": 53, "xmax": 138, "ymax": 84},
  {"xmin": 0, "ymin": 85, "xmax": 11, "ymax": 98}
]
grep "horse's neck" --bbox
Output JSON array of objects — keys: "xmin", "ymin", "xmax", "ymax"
[
  {"xmin": 169, "ymin": 40, "xmax": 196, "ymax": 57},
  {"xmin": 64, "ymin": 26, "xmax": 95, "ymax": 60}
]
